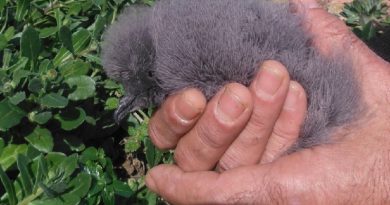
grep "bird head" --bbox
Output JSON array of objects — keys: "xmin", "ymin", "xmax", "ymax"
[
  {"xmin": 102, "ymin": 7, "xmax": 162, "ymax": 123},
  {"xmin": 112, "ymin": 64, "xmax": 161, "ymax": 123}
]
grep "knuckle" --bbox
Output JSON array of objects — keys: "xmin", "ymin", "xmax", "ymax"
[
  {"xmin": 196, "ymin": 122, "xmax": 228, "ymax": 149},
  {"xmin": 272, "ymin": 124, "xmax": 299, "ymax": 141},
  {"xmin": 318, "ymin": 15, "xmax": 360, "ymax": 47},
  {"xmin": 240, "ymin": 125, "xmax": 268, "ymax": 145},
  {"xmin": 322, "ymin": 18, "xmax": 350, "ymax": 37},
  {"xmin": 261, "ymin": 152, "xmax": 276, "ymax": 164},
  {"xmin": 173, "ymin": 147, "xmax": 197, "ymax": 171},
  {"xmin": 248, "ymin": 108, "xmax": 271, "ymax": 131},
  {"xmin": 309, "ymin": 9, "xmax": 348, "ymax": 35},
  {"xmin": 173, "ymin": 149, "xmax": 184, "ymax": 167},
  {"xmin": 217, "ymin": 153, "xmax": 241, "ymax": 171},
  {"xmin": 148, "ymin": 120, "xmax": 175, "ymax": 150}
]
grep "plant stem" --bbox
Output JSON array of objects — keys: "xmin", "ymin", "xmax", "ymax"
[{"xmin": 17, "ymin": 188, "xmax": 44, "ymax": 205}]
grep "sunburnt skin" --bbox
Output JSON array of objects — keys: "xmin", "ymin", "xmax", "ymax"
[{"xmin": 101, "ymin": 0, "xmax": 362, "ymax": 150}]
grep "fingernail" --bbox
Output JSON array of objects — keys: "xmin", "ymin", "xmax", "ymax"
[
  {"xmin": 175, "ymin": 90, "xmax": 203, "ymax": 121},
  {"xmin": 256, "ymin": 65, "xmax": 284, "ymax": 99},
  {"xmin": 217, "ymin": 86, "xmax": 247, "ymax": 122},
  {"xmin": 284, "ymin": 82, "xmax": 301, "ymax": 111},
  {"xmin": 145, "ymin": 173, "xmax": 157, "ymax": 193},
  {"xmin": 301, "ymin": 0, "xmax": 321, "ymax": 9}
]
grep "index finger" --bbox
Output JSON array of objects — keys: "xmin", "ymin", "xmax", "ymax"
[{"xmin": 148, "ymin": 88, "xmax": 206, "ymax": 150}]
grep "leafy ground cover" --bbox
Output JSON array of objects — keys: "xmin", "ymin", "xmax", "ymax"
[
  {"xmin": 0, "ymin": 0, "xmax": 388, "ymax": 205},
  {"xmin": 0, "ymin": 0, "xmax": 174, "ymax": 204}
]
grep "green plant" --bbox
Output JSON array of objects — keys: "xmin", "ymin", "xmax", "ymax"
[
  {"xmin": 341, "ymin": 0, "xmax": 390, "ymax": 41},
  {"xmin": 0, "ymin": 0, "xmax": 170, "ymax": 204},
  {"xmin": 0, "ymin": 139, "xmax": 134, "ymax": 205}
]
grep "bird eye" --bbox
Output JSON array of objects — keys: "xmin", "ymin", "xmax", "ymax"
[{"xmin": 147, "ymin": 70, "xmax": 154, "ymax": 78}]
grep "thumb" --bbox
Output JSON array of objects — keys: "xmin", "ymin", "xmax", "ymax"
[
  {"xmin": 290, "ymin": 0, "xmax": 381, "ymax": 68},
  {"xmin": 145, "ymin": 164, "xmax": 277, "ymax": 204}
]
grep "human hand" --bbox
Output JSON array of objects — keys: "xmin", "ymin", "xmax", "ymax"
[
  {"xmin": 145, "ymin": 0, "xmax": 390, "ymax": 204},
  {"xmin": 147, "ymin": 58, "xmax": 307, "ymax": 171}
]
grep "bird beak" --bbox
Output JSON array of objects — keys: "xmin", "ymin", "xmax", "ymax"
[{"xmin": 114, "ymin": 94, "xmax": 148, "ymax": 123}]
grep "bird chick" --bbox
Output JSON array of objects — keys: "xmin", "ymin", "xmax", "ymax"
[
  {"xmin": 102, "ymin": 6, "xmax": 163, "ymax": 122},
  {"xmin": 102, "ymin": 0, "xmax": 362, "ymax": 150}
]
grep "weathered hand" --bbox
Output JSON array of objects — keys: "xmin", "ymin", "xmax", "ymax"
[
  {"xmin": 145, "ymin": 0, "xmax": 390, "ymax": 204},
  {"xmin": 148, "ymin": 59, "xmax": 307, "ymax": 172}
]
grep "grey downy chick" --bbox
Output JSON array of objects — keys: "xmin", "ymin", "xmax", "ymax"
[
  {"xmin": 102, "ymin": 6, "xmax": 163, "ymax": 122},
  {"xmin": 102, "ymin": 0, "xmax": 362, "ymax": 150}
]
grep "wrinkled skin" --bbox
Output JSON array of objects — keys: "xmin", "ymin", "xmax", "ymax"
[{"xmin": 145, "ymin": 0, "xmax": 390, "ymax": 204}]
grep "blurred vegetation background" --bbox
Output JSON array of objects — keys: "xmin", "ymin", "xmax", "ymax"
[{"xmin": 0, "ymin": 0, "xmax": 388, "ymax": 205}]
